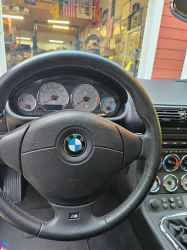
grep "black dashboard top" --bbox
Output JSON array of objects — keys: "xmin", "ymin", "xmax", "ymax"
[{"xmin": 138, "ymin": 79, "xmax": 187, "ymax": 106}]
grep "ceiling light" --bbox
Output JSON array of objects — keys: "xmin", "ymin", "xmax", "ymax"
[
  {"xmin": 49, "ymin": 40, "xmax": 63, "ymax": 44},
  {"xmin": 48, "ymin": 20, "xmax": 69, "ymax": 24},
  {"xmin": 16, "ymin": 37, "xmax": 31, "ymax": 40},
  {"xmin": 2, "ymin": 14, "xmax": 23, "ymax": 19},
  {"xmin": 53, "ymin": 25, "xmax": 69, "ymax": 29}
]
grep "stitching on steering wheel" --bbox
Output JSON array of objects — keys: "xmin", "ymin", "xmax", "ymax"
[
  {"xmin": 0, "ymin": 188, "xmax": 56, "ymax": 223},
  {"xmin": 1, "ymin": 64, "xmax": 150, "ymax": 223},
  {"xmin": 94, "ymin": 162, "xmax": 146, "ymax": 219}
]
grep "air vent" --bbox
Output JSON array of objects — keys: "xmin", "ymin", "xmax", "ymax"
[{"xmin": 156, "ymin": 109, "xmax": 186, "ymax": 127}]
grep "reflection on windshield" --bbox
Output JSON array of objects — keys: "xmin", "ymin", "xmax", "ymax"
[{"xmin": 2, "ymin": 0, "xmax": 149, "ymax": 78}]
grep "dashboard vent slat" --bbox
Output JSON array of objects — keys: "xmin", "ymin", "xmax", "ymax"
[{"xmin": 156, "ymin": 109, "xmax": 186, "ymax": 127}]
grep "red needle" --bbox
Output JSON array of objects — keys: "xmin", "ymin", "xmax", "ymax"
[
  {"xmin": 41, "ymin": 95, "xmax": 58, "ymax": 104},
  {"xmin": 103, "ymin": 103, "xmax": 111, "ymax": 111},
  {"xmin": 75, "ymin": 97, "xmax": 89, "ymax": 105},
  {"xmin": 21, "ymin": 100, "xmax": 30, "ymax": 109}
]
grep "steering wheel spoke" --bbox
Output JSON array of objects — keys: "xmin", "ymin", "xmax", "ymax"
[
  {"xmin": 0, "ymin": 124, "xmax": 29, "ymax": 174},
  {"xmin": 117, "ymin": 125, "xmax": 142, "ymax": 168}
]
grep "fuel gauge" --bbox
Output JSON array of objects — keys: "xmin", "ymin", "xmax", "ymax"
[
  {"xmin": 18, "ymin": 94, "xmax": 36, "ymax": 111},
  {"xmin": 100, "ymin": 97, "xmax": 116, "ymax": 113}
]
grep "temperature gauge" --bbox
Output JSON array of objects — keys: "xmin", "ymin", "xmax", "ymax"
[
  {"xmin": 181, "ymin": 174, "xmax": 187, "ymax": 191},
  {"xmin": 163, "ymin": 174, "xmax": 178, "ymax": 192},
  {"xmin": 163, "ymin": 154, "xmax": 180, "ymax": 172},
  {"xmin": 18, "ymin": 94, "xmax": 36, "ymax": 111},
  {"xmin": 150, "ymin": 176, "xmax": 160, "ymax": 193},
  {"xmin": 100, "ymin": 97, "xmax": 116, "ymax": 113}
]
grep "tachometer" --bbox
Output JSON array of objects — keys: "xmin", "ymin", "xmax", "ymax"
[
  {"xmin": 38, "ymin": 82, "xmax": 69, "ymax": 111},
  {"xmin": 18, "ymin": 93, "xmax": 36, "ymax": 111},
  {"xmin": 71, "ymin": 84, "xmax": 100, "ymax": 112}
]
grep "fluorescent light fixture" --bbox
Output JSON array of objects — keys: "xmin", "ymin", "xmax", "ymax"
[
  {"xmin": 48, "ymin": 20, "xmax": 70, "ymax": 24},
  {"xmin": 49, "ymin": 40, "xmax": 63, "ymax": 44},
  {"xmin": 53, "ymin": 25, "xmax": 69, "ymax": 29},
  {"xmin": 2, "ymin": 14, "xmax": 23, "ymax": 20},
  {"xmin": 16, "ymin": 37, "xmax": 31, "ymax": 40}
]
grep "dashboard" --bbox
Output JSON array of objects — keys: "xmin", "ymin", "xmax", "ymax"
[{"xmin": 8, "ymin": 75, "xmax": 126, "ymax": 119}]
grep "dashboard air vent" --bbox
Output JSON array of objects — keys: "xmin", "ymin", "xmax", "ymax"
[{"xmin": 156, "ymin": 109, "xmax": 186, "ymax": 127}]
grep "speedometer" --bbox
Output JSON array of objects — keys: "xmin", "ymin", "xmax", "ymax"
[
  {"xmin": 38, "ymin": 82, "xmax": 69, "ymax": 111},
  {"xmin": 71, "ymin": 84, "xmax": 100, "ymax": 112}
]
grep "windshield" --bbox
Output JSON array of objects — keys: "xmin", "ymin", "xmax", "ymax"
[{"xmin": 0, "ymin": 0, "xmax": 184, "ymax": 81}]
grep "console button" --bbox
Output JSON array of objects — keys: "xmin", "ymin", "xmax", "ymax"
[
  {"xmin": 163, "ymin": 203, "xmax": 168, "ymax": 209},
  {"xmin": 171, "ymin": 203, "xmax": 176, "ymax": 209},
  {"xmin": 176, "ymin": 197, "xmax": 183, "ymax": 208},
  {"xmin": 169, "ymin": 197, "xmax": 175, "ymax": 203},
  {"xmin": 150, "ymin": 199, "xmax": 160, "ymax": 209},
  {"xmin": 162, "ymin": 197, "xmax": 167, "ymax": 203}
]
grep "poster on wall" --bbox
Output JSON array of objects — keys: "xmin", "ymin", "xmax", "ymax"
[
  {"xmin": 113, "ymin": 16, "xmax": 121, "ymax": 36},
  {"xmin": 125, "ymin": 30, "xmax": 140, "ymax": 62},
  {"xmin": 24, "ymin": 0, "xmax": 37, "ymax": 5},
  {"xmin": 77, "ymin": 0, "xmax": 92, "ymax": 19},
  {"xmin": 131, "ymin": 3, "xmax": 140, "ymax": 17},
  {"xmin": 101, "ymin": 9, "xmax": 108, "ymax": 26},
  {"xmin": 110, "ymin": 38, "xmax": 115, "ymax": 50},
  {"xmin": 121, "ymin": 1, "xmax": 130, "ymax": 21},
  {"xmin": 106, "ymin": 0, "xmax": 114, "ymax": 39}
]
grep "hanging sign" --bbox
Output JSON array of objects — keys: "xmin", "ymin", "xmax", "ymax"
[
  {"xmin": 111, "ymin": 0, "xmax": 116, "ymax": 17},
  {"xmin": 131, "ymin": 3, "xmax": 140, "ymax": 17},
  {"xmin": 106, "ymin": 0, "xmax": 113, "ymax": 39},
  {"xmin": 24, "ymin": 0, "xmax": 37, "ymax": 6},
  {"xmin": 77, "ymin": 0, "xmax": 92, "ymax": 19},
  {"xmin": 50, "ymin": 0, "xmax": 60, "ymax": 20},
  {"xmin": 95, "ymin": 0, "xmax": 101, "ymax": 28}
]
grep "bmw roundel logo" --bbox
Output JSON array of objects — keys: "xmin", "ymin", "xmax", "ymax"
[{"xmin": 64, "ymin": 134, "xmax": 86, "ymax": 157}]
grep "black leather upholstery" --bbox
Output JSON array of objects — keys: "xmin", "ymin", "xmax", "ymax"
[{"xmin": 0, "ymin": 51, "xmax": 162, "ymax": 240}]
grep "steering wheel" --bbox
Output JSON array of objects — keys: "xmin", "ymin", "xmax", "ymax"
[{"xmin": 0, "ymin": 51, "xmax": 161, "ymax": 241}]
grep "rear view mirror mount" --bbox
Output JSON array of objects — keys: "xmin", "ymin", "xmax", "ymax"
[{"xmin": 170, "ymin": 0, "xmax": 187, "ymax": 23}]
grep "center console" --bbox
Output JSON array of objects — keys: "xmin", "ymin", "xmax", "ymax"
[{"xmin": 124, "ymin": 133, "xmax": 187, "ymax": 250}]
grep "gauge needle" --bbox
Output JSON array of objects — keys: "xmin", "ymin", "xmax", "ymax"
[
  {"xmin": 103, "ymin": 103, "xmax": 111, "ymax": 111},
  {"xmin": 21, "ymin": 100, "xmax": 30, "ymax": 109},
  {"xmin": 41, "ymin": 95, "xmax": 58, "ymax": 104},
  {"xmin": 75, "ymin": 97, "xmax": 90, "ymax": 105}
]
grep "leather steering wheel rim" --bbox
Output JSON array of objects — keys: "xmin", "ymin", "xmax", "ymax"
[{"xmin": 0, "ymin": 51, "xmax": 162, "ymax": 240}]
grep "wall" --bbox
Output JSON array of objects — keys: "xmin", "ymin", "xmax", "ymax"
[
  {"xmin": 152, "ymin": 0, "xmax": 187, "ymax": 80},
  {"xmin": 15, "ymin": 30, "xmax": 76, "ymax": 52}
]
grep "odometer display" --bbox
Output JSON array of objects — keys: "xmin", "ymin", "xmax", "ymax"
[
  {"xmin": 38, "ymin": 82, "xmax": 69, "ymax": 111},
  {"xmin": 71, "ymin": 84, "xmax": 100, "ymax": 112}
]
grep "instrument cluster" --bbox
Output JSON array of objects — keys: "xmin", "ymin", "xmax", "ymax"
[{"xmin": 10, "ymin": 76, "xmax": 124, "ymax": 117}]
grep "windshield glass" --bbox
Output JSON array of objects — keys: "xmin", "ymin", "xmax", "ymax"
[{"xmin": 1, "ymin": 0, "xmax": 183, "ymax": 80}]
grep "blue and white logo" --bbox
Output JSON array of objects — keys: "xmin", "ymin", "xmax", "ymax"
[
  {"xmin": 64, "ymin": 133, "xmax": 86, "ymax": 157},
  {"xmin": 68, "ymin": 138, "xmax": 82, "ymax": 152}
]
